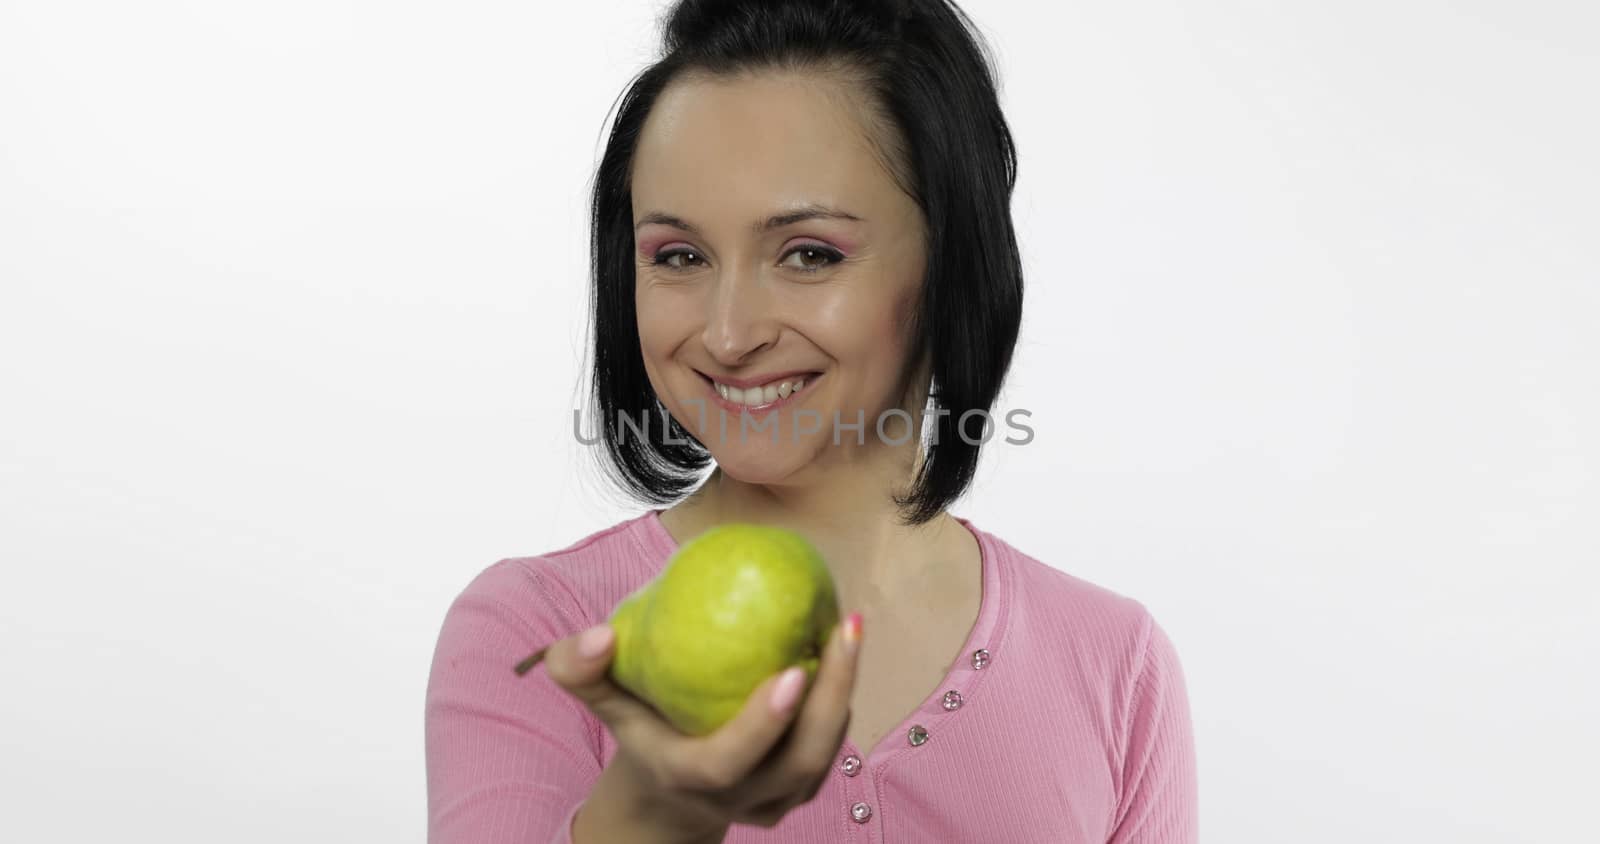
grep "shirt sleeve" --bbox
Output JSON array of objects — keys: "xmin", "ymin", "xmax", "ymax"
[
  {"xmin": 1106, "ymin": 610, "xmax": 1199, "ymax": 844},
  {"xmin": 425, "ymin": 558, "xmax": 602, "ymax": 844}
]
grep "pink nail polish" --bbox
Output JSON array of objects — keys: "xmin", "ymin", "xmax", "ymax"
[
  {"xmin": 843, "ymin": 612, "xmax": 863, "ymax": 651},
  {"xmin": 769, "ymin": 666, "xmax": 806, "ymax": 714},
  {"xmin": 577, "ymin": 624, "xmax": 613, "ymax": 659}
]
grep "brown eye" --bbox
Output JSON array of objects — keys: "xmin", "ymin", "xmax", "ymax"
[
  {"xmin": 781, "ymin": 245, "xmax": 844, "ymax": 273},
  {"xmin": 654, "ymin": 249, "xmax": 705, "ymax": 270}
]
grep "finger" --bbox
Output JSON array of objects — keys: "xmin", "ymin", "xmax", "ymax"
[
  {"xmin": 731, "ymin": 801, "xmax": 790, "ymax": 829},
  {"xmin": 757, "ymin": 611, "xmax": 863, "ymax": 791},
  {"xmin": 736, "ymin": 785, "xmax": 811, "ymax": 828},
  {"xmin": 541, "ymin": 624, "xmax": 683, "ymax": 748},
  {"xmin": 667, "ymin": 659, "xmax": 815, "ymax": 790},
  {"xmin": 796, "ymin": 611, "xmax": 863, "ymax": 742}
]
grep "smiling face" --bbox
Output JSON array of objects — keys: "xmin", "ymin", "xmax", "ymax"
[{"xmin": 630, "ymin": 69, "xmax": 928, "ymax": 485}]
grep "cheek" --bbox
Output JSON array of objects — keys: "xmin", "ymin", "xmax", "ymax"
[
  {"xmin": 635, "ymin": 287, "xmax": 701, "ymax": 358},
  {"xmin": 806, "ymin": 286, "xmax": 915, "ymax": 381},
  {"xmin": 858, "ymin": 276, "xmax": 922, "ymax": 356},
  {"xmin": 804, "ymin": 287, "xmax": 886, "ymax": 356},
  {"xmin": 889, "ymin": 285, "xmax": 920, "ymax": 344}
]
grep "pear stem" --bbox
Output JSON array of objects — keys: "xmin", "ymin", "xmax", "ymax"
[{"xmin": 513, "ymin": 647, "xmax": 548, "ymax": 676}]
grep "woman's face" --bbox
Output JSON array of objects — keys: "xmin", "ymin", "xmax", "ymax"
[{"xmin": 631, "ymin": 71, "xmax": 927, "ymax": 484}]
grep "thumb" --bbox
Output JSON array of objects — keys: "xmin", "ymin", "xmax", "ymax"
[
  {"xmin": 543, "ymin": 623, "xmax": 616, "ymax": 691},
  {"xmin": 542, "ymin": 624, "xmax": 660, "ymax": 730}
]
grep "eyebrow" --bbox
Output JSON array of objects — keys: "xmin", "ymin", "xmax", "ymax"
[{"xmin": 634, "ymin": 203, "xmax": 863, "ymax": 235}]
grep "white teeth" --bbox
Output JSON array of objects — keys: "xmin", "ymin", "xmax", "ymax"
[{"xmin": 712, "ymin": 374, "xmax": 815, "ymax": 406}]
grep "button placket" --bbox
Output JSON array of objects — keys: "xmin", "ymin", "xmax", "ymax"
[
  {"xmin": 944, "ymin": 646, "xmax": 988, "ymax": 723},
  {"xmin": 839, "ymin": 749, "xmax": 874, "ymax": 833},
  {"xmin": 898, "ymin": 648, "xmax": 989, "ymax": 757}
]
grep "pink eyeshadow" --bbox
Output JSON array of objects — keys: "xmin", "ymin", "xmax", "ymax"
[{"xmin": 636, "ymin": 235, "xmax": 688, "ymax": 257}]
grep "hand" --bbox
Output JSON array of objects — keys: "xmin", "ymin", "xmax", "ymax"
[{"xmin": 532, "ymin": 611, "xmax": 863, "ymax": 832}]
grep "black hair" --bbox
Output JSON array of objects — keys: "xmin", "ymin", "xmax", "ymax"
[{"xmin": 585, "ymin": 0, "xmax": 1023, "ymax": 526}]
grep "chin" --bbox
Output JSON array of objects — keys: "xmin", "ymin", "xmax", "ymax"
[{"xmin": 708, "ymin": 444, "xmax": 811, "ymax": 487}]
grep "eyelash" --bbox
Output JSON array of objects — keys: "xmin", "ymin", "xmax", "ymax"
[{"xmin": 650, "ymin": 245, "xmax": 845, "ymax": 275}]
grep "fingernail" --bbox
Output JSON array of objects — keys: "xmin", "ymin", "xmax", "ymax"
[
  {"xmin": 769, "ymin": 666, "xmax": 806, "ymax": 714},
  {"xmin": 577, "ymin": 624, "xmax": 613, "ymax": 659},
  {"xmin": 843, "ymin": 612, "xmax": 863, "ymax": 653}
]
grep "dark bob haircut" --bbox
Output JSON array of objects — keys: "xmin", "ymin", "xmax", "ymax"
[{"xmin": 586, "ymin": 0, "xmax": 1023, "ymax": 526}]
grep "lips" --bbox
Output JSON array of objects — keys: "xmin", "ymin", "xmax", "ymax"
[{"xmin": 699, "ymin": 370, "xmax": 822, "ymax": 412}]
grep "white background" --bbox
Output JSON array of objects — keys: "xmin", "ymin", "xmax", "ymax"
[{"xmin": 3, "ymin": 1, "xmax": 1595, "ymax": 841}]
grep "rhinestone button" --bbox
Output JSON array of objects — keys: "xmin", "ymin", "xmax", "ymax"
[
  {"xmin": 908, "ymin": 724, "xmax": 930, "ymax": 746},
  {"xmin": 942, "ymin": 690, "xmax": 964, "ymax": 711},
  {"xmin": 840, "ymin": 754, "xmax": 862, "ymax": 777},
  {"xmin": 971, "ymin": 648, "xmax": 991, "ymax": 670},
  {"xmin": 851, "ymin": 801, "xmax": 873, "ymax": 823}
]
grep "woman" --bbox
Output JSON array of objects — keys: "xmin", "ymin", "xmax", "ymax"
[{"xmin": 425, "ymin": 1, "xmax": 1198, "ymax": 841}]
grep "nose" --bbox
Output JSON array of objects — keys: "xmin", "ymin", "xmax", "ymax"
[{"xmin": 701, "ymin": 266, "xmax": 779, "ymax": 367}]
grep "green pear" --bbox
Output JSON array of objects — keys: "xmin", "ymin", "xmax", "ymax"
[{"xmin": 607, "ymin": 522, "xmax": 840, "ymax": 736}]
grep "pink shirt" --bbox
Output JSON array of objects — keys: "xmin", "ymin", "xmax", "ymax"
[{"xmin": 425, "ymin": 511, "xmax": 1198, "ymax": 842}]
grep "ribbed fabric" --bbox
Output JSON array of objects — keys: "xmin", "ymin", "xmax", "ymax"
[{"xmin": 425, "ymin": 510, "xmax": 1197, "ymax": 843}]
